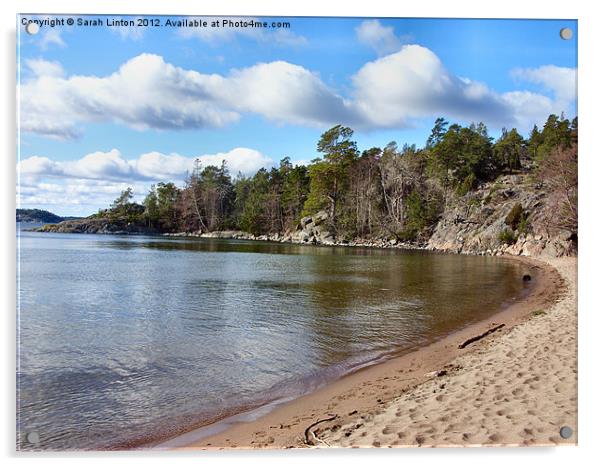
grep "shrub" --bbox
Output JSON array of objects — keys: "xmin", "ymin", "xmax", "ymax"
[
  {"xmin": 457, "ymin": 173, "xmax": 477, "ymax": 196},
  {"xmin": 498, "ymin": 228, "xmax": 517, "ymax": 245},
  {"xmin": 398, "ymin": 227, "xmax": 418, "ymax": 242},
  {"xmin": 505, "ymin": 203, "xmax": 525, "ymax": 229},
  {"xmin": 517, "ymin": 215, "xmax": 530, "ymax": 236}
]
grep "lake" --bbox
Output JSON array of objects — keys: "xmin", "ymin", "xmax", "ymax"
[{"xmin": 16, "ymin": 231, "xmax": 531, "ymax": 450}]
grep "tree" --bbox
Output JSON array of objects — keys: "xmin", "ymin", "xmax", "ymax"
[
  {"xmin": 240, "ymin": 168, "xmax": 270, "ymax": 235},
  {"xmin": 345, "ymin": 147, "xmax": 381, "ymax": 236},
  {"xmin": 280, "ymin": 159, "xmax": 310, "ymax": 230},
  {"xmin": 426, "ymin": 117, "xmax": 448, "ymax": 148},
  {"xmin": 187, "ymin": 161, "xmax": 236, "ymax": 231},
  {"xmin": 182, "ymin": 159, "xmax": 209, "ymax": 232},
  {"xmin": 108, "ymin": 188, "xmax": 144, "ymax": 222},
  {"xmin": 111, "ymin": 188, "xmax": 134, "ymax": 211},
  {"xmin": 427, "ymin": 121, "xmax": 495, "ymax": 196},
  {"xmin": 143, "ymin": 186, "xmax": 159, "ymax": 227},
  {"xmin": 494, "ymin": 128, "xmax": 526, "ymax": 171},
  {"xmin": 155, "ymin": 182, "xmax": 180, "ymax": 231},
  {"xmin": 528, "ymin": 124, "xmax": 544, "ymax": 161},
  {"xmin": 539, "ymin": 144, "xmax": 578, "ymax": 236},
  {"xmin": 304, "ymin": 125, "xmax": 359, "ymax": 232},
  {"xmin": 534, "ymin": 114, "xmax": 573, "ymax": 163}
]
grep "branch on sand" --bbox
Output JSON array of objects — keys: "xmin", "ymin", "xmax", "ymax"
[
  {"xmin": 304, "ymin": 414, "xmax": 338, "ymax": 446},
  {"xmin": 458, "ymin": 324, "xmax": 505, "ymax": 349}
]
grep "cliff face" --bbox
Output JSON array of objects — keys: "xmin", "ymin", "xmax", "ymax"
[
  {"xmin": 425, "ymin": 174, "xmax": 576, "ymax": 258},
  {"xmin": 285, "ymin": 174, "xmax": 576, "ymax": 258}
]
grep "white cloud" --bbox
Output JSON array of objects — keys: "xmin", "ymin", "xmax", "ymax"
[
  {"xmin": 18, "ymin": 147, "xmax": 274, "ymax": 182},
  {"xmin": 25, "ymin": 58, "xmax": 65, "ymax": 78},
  {"xmin": 500, "ymin": 91, "xmax": 558, "ymax": 130},
  {"xmin": 19, "ymin": 53, "xmax": 350, "ymax": 139},
  {"xmin": 20, "ymin": 49, "xmax": 577, "ymax": 140},
  {"xmin": 511, "ymin": 65, "xmax": 577, "ymax": 104},
  {"xmin": 19, "ymin": 54, "xmax": 241, "ymax": 139},
  {"xmin": 17, "ymin": 148, "xmax": 275, "ymax": 215},
  {"xmin": 38, "ymin": 29, "xmax": 66, "ymax": 50},
  {"xmin": 350, "ymin": 45, "xmax": 514, "ymax": 128},
  {"xmin": 18, "ymin": 177, "xmax": 151, "ymax": 215},
  {"xmin": 222, "ymin": 61, "xmax": 355, "ymax": 127},
  {"xmin": 356, "ymin": 20, "xmax": 403, "ymax": 55}
]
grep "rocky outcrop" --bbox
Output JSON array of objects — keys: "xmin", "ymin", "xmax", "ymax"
[
  {"xmin": 36, "ymin": 218, "xmax": 154, "ymax": 235},
  {"xmin": 288, "ymin": 210, "xmax": 335, "ymax": 244},
  {"xmin": 425, "ymin": 174, "xmax": 576, "ymax": 257}
]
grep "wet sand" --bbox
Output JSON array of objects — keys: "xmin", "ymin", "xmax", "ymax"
[{"xmin": 167, "ymin": 255, "xmax": 575, "ymax": 450}]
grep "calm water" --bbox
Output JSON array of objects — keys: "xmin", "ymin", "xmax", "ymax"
[{"xmin": 17, "ymin": 231, "xmax": 531, "ymax": 450}]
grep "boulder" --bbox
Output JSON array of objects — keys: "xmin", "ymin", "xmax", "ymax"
[
  {"xmin": 299, "ymin": 216, "xmax": 313, "ymax": 228},
  {"xmin": 313, "ymin": 210, "xmax": 329, "ymax": 225}
]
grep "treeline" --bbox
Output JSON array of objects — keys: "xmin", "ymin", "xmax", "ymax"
[{"xmin": 98, "ymin": 113, "xmax": 577, "ymax": 241}]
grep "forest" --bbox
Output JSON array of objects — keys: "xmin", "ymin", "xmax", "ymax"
[{"xmin": 95, "ymin": 113, "xmax": 577, "ymax": 243}]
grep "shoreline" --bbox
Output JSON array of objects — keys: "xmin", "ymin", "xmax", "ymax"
[{"xmin": 157, "ymin": 253, "xmax": 569, "ymax": 450}]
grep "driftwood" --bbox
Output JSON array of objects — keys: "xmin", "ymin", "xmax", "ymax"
[
  {"xmin": 304, "ymin": 414, "xmax": 338, "ymax": 446},
  {"xmin": 458, "ymin": 324, "xmax": 505, "ymax": 349}
]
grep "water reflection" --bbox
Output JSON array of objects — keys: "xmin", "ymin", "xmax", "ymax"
[{"xmin": 17, "ymin": 232, "xmax": 530, "ymax": 450}]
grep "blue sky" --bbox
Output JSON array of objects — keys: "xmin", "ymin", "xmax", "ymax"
[{"xmin": 17, "ymin": 16, "xmax": 577, "ymax": 216}]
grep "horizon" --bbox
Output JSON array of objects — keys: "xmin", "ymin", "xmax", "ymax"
[{"xmin": 17, "ymin": 15, "xmax": 577, "ymax": 217}]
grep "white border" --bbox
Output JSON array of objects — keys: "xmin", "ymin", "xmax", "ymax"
[{"xmin": 3, "ymin": 1, "xmax": 600, "ymax": 465}]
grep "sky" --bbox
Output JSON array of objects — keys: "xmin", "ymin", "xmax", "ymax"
[{"xmin": 17, "ymin": 15, "xmax": 577, "ymax": 217}]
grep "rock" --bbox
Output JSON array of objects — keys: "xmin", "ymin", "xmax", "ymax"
[
  {"xmin": 313, "ymin": 210, "xmax": 329, "ymax": 225},
  {"xmin": 425, "ymin": 173, "xmax": 575, "ymax": 258},
  {"xmin": 299, "ymin": 216, "xmax": 313, "ymax": 228}
]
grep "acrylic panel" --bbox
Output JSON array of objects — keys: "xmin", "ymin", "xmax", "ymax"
[{"xmin": 16, "ymin": 15, "xmax": 578, "ymax": 451}]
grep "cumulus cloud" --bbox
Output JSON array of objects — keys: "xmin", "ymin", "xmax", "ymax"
[
  {"xmin": 19, "ymin": 53, "xmax": 351, "ymax": 139},
  {"xmin": 20, "ymin": 48, "xmax": 576, "ymax": 139},
  {"xmin": 511, "ymin": 65, "xmax": 577, "ymax": 105},
  {"xmin": 356, "ymin": 20, "xmax": 406, "ymax": 55},
  {"xmin": 17, "ymin": 147, "xmax": 275, "ymax": 215},
  {"xmin": 350, "ymin": 45, "xmax": 516, "ymax": 128},
  {"xmin": 18, "ymin": 147, "xmax": 274, "ymax": 183},
  {"xmin": 222, "ymin": 61, "xmax": 355, "ymax": 127},
  {"xmin": 17, "ymin": 177, "xmax": 151, "ymax": 215},
  {"xmin": 19, "ymin": 53, "xmax": 241, "ymax": 139}
]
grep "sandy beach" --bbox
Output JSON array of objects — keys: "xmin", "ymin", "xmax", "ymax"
[{"xmin": 170, "ymin": 255, "xmax": 576, "ymax": 450}]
